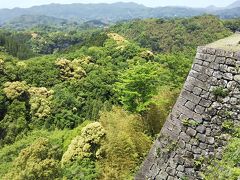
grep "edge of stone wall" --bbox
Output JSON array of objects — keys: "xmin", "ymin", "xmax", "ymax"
[{"xmin": 136, "ymin": 45, "xmax": 240, "ymax": 179}]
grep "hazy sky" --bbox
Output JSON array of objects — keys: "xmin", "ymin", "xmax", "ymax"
[{"xmin": 0, "ymin": 0, "xmax": 237, "ymax": 9}]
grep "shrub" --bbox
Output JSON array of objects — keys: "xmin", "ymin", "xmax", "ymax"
[
  {"xmin": 203, "ymin": 127, "xmax": 240, "ymax": 180},
  {"xmin": 61, "ymin": 122, "xmax": 106, "ymax": 164},
  {"xmin": 3, "ymin": 81, "xmax": 29, "ymax": 100},
  {"xmin": 212, "ymin": 87, "xmax": 229, "ymax": 98},
  {"xmin": 99, "ymin": 107, "xmax": 151, "ymax": 179},
  {"xmin": 3, "ymin": 138, "xmax": 62, "ymax": 180}
]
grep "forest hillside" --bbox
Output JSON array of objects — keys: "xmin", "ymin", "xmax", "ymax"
[{"xmin": 0, "ymin": 14, "xmax": 239, "ymax": 179}]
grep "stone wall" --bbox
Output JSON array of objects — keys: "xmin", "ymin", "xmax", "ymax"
[{"xmin": 136, "ymin": 46, "xmax": 240, "ymax": 180}]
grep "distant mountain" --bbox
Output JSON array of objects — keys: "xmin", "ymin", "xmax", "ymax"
[
  {"xmin": 0, "ymin": 3, "xmax": 206, "ymax": 25},
  {"xmin": 150, "ymin": 7, "xmax": 203, "ymax": 18},
  {"xmin": 1, "ymin": 2, "xmax": 240, "ymax": 27},
  {"xmin": 0, "ymin": 3, "xmax": 149, "ymax": 24},
  {"xmin": 215, "ymin": 7, "xmax": 240, "ymax": 19},
  {"xmin": 1, "ymin": 14, "xmax": 110, "ymax": 30},
  {"xmin": 205, "ymin": 5, "xmax": 222, "ymax": 11},
  {"xmin": 227, "ymin": 0, "xmax": 240, "ymax": 8},
  {"xmin": 2, "ymin": 15, "xmax": 74, "ymax": 29},
  {"xmin": 82, "ymin": 20, "xmax": 108, "ymax": 28}
]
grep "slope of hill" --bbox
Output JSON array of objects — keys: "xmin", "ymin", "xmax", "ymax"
[
  {"xmin": 150, "ymin": 6, "xmax": 203, "ymax": 18},
  {"xmin": 0, "ymin": 3, "xmax": 150, "ymax": 24},
  {"xmin": 215, "ymin": 7, "xmax": 240, "ymax": 19},
  {"xmin": 2, "ymin": 15, "xmax": 75, "ymax": 30},
  {"xmin": 0, "ymin": 15, "xmax": 235, "ymax": 179},
  {"xmin": 227, "ymin": 0, "xmax": 240, "ymax": 8},
  {"xmin": 110, "ymin": 15, "xmax": 232, "ymax": 53}
]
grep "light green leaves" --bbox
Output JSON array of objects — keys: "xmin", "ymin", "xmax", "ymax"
[
  {"xmin": 3, "ymin": 81, "xmax": 29, "ymax": 100},
  {"xmin": 114, "ymin": 62, "xmax": 170, "ymax": 113}
]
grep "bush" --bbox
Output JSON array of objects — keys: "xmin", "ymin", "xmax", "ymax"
[
  {"xmin": 99, "ymin": 107, "xmax": 151, "ymax": 179},
  {"xmin": 203, "ymin": 127, "xmax": 240, "ymax": 180},
  {"xmin": 142, "ymin": 86, "xmax": 179, "ymax": 136},
  {"xmin": 4, "ymin": 138, "xmax": 62, "ymax": 180},
  {"xmin": 61, "ymin": 122, "xmax": 106, "ymax": 164},
  {"xmin": 212, "ymin": 87, "xmax": 229, "ymax": 98},
  {"xmin": 63, "ymin": 158, "xmax": 99, "ymax": 180}
]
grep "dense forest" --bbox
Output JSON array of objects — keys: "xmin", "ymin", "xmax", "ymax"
[{"xmin": 0, "ymin": 15, "xmax": 239, "ymax": 179}]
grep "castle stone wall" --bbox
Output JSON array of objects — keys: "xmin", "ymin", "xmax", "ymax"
[{"xmin": 136, "ymin": 46, "xmax": 240, "ymax": 180}]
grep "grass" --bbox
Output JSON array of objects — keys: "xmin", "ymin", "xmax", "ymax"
[{"xmin": 206, "ymin": 33, "xmax": 240, "ymax": 52}]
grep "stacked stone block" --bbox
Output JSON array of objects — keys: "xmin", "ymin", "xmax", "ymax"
[{"xmin": 136, "ymin": 46, "xmax": 240, "ymax": 180}]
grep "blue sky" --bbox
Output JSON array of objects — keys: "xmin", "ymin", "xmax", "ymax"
[{"xmin": 0, "ymin": 0, "xmax": 237, "ymax": 9}]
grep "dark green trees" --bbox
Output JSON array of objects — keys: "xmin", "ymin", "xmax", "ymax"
[
  {"xmin": 0, "ymin": 100, "xmax": 28, "ymax": 145},
  {"xmin": 0, "ymin": 31, "xmax": 35, "ymax": 59}
]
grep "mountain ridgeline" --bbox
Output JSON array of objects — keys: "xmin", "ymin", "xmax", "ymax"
[{"xmin": 1, "ymin": 1, "xmax": 240, "ymax": 28}]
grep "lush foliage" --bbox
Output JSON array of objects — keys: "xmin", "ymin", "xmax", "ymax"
[
  {"xmin": 115, "ymin": 62, "xmax": 170, "ymax": 113},
  {"xmin": 4, "ymin": 138, "xmax": 62, "ymax": 180},
  {"xmin": 223, "ymin": 19, "xmax": 240, "ymax": 32},
  {"xmin": 0, "ymin": 30, "xmax": 36, "ymax": 59},
  {"xmin": 0, "ymin": 15, "xmax": 237, "ymax": 179},
  {"xmin": 111, "ymin": 15, "xmax": 232, "ymax": 53},
  {"xmin": 203, "ymin": 127, "xmax": 240, "ymax": 180},
  {"xmin": 99, "ymin": 107, "xmax": 152, "ymax": 179}
]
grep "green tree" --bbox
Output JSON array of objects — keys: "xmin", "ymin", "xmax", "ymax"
[
  {"xmin": 99, "ymin": 107, "xmax": 151, "ymax": 179},
  {"xmin": 0, "ymin": 100, "xmax": 28, "ymax": 145},
  {"xmin": 224, "ymin": 19, "xmax": 240, "ymax": 32},
  {"xmin": 156, "ymin": 52, "xmax": 193, "ymax": 87},
  {"xmin": 3, "ymin": 81, "xmax": 29, "ymax": 100},
  {"xmin": 61, "ymin": 122, "xmax": 105, "ymax": 179},
  {"xmin": 63, "ymin": 158, "xmax": 99, "ymax": 180},
  {"xmin": 4, "ymin": 138, "xmax": 62, "ymax": 180},
  {"xmin": 114, "ymin": 62, "xmax": 170, "ymax": 113},
  {"xmin": 61, "ymin": 122, "xmax": 106, "ymax": 164},
  {"xmin": 142, "ymin": 86, "xmax": 179, "ymax": 136}
]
